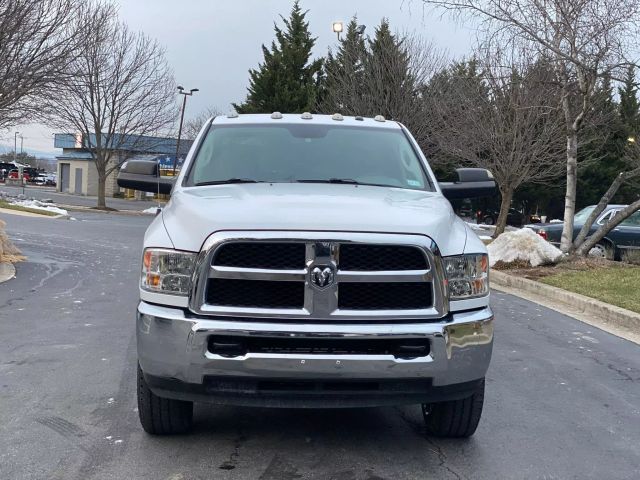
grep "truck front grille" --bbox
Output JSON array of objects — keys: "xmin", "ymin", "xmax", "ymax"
[{"xmin": 192, "ymin": 233, "xmax": 445, "ymax": 321}]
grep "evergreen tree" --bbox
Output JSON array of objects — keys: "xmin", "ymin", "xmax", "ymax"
[
  {"xmin": 619, "ymin": 65, "xmax": 640, "ymax": 140},
  {"xmin": 233, "ymin": 1, "xmax": 322, "ymax": 114},
  {"xmin": 317, "ymin": 17, "xmax": 367, "ymax": 113},
  {"xmin": 362, "ymin": 20, "xmax": 418, "ymax": 120}
]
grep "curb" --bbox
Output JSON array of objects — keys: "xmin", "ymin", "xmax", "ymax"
[
  {"xmin": 56, "ymin": 204, "xmax": 153, "ymax": 216},
  {"xmin": 491, "ymin": 270, "xmax": 640, "ymax": 339},
  {"xmin": 0, "ymin": 262, "xmax": 16, "ymax": 284}
]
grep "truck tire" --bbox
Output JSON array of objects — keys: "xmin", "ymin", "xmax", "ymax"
[
  {"xmin": 137, "ymin": 365, "xmax": 193, "ymax": 435},
  {"xmin": 421, "ymin": 378, "xmax": 484, "ymax": 438}
]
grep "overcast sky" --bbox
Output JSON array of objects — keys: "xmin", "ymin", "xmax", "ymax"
[{"xmin": 0, "ymin": 0, "xmax": 475, "ymax": 156}]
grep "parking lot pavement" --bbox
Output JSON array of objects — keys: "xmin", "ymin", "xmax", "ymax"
[
  {"xmin": 0, "ymin": 184, "xmax": 159, "ymax": 211},
  {"xmin": 1, "ymin": 212, "xmax": 639, "ymax": 480}
]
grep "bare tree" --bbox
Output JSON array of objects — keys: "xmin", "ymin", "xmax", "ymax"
[
  {"xmin": 0, "ymin": 0, "xmax": 85, "ymax": 129},
  {"xmin": 422, "ymin": 0, "xmax": 640, "ymax": 250},
  {"xmin": 44, "ymin": 4, "xmax": 176, "ymax": 208},
  {"xmin": 572, "ymin": 144, "xmax": 640, "ymax": 256},
  {"xmin": 183, "ymin": 107, "xmax": 220, "ymax": 141},
  {"xmin": 425, "ymin": 47, "xmax": 566, "ymax": 236}
]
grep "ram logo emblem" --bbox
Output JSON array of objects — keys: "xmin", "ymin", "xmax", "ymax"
[{"xmin": 310, "ymin": 266, "xmax": 335, "ymax": 288}]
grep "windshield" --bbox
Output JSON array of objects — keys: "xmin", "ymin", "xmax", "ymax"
[
  {"xmin": 186, "ymin": 124, "xmax": 433, "ymax": 191},
  {"xmin": 574, "ymin": 206, "xmax": 596, "ymax": 224}
]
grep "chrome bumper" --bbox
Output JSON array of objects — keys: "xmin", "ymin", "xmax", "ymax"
[{"xmin": 137, "ymin": 302, "xmax": 493, "ymax": 393}]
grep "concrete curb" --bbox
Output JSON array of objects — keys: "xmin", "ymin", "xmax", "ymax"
[
  {"xmin": 491, "ymin": 270, "xmax": 640, "ymax": 339},
  {"xmin": 0, "ymin": 262, "xmax": 16, "ymax": 284},
  {"xmin": 55, "ymin": 204, "xmax": 154, "ymax": 216}
]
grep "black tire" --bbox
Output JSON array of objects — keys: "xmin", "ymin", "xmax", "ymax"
[
  {"xmin": 422, "ymin": 379, "xmax": 485, "ymax": 438},
  {"xmin": 137, "ymin": 365, "xmax": 193, "ymax": 435},
  {"xmin": 483, "ymin": 216, "xmax": 495, "ymax": 226}
]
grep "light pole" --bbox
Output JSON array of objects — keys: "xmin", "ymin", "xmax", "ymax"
[
  {"xmin": 14, "ymin": 131, "xmax": 19, "ymax": 163},
  {"xmin": 332, "ymin": 21, "xmax": 343, "ymax": 40},
  {"xmin": 20, "ymin": 135, "xmax": 24, "ymax": 154},
  {"xmin": 173, "ymin": 85, "xmax": 199, "ymax": 176}
]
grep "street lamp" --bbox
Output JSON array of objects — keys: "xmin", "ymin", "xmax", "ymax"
[
  {"xmin": 173, "ymin": 85, "xmax": 199, "ymax": 176},
  {"xmin": 13, "ymin": 131, "xmax": 19, "ymax": 163},
  {"xmin": 332, "ymin": 21, "xmax": 343, "ymax": 40},
  {"xmin": 628, "ymin": 136, "xmax": 636, "ymax": 144}
]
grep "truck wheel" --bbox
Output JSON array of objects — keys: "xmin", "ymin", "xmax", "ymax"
[
  {"xmin": 137, "ymin": 365, "xmax": 193, "ymax": 435},
  {"xmin": 421, "ymin": 379, "xmax": 484, "ymax": 438}
]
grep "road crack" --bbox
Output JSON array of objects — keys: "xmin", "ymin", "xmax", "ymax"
[{"xmin": 393, "ymin": 407, "xmax": 465, "ymax": 480}]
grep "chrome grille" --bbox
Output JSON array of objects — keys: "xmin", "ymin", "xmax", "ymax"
[{"xmin": 190, "ymin": 232, "xmax": 447, "ymax": 321}]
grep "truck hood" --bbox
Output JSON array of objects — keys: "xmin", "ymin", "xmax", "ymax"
[{"xmin": 161, "ymin": 183, "xmax": 470, "ymax": 256}]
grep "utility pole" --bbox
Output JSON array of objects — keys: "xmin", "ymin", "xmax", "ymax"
[
  {"xmin": 173, "ymin": 86, "xmax": 199, "ymax": 176},
  {"xmin": 20, "ymin": 135, "xmax": 24, "ymax": 154}
]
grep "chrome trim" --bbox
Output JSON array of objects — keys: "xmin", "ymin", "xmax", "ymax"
[
  {"xmin": 210, "ymin": 266, "xmax": 307, "ymax": 281},
  {"xmin": 189, "ymin": 231, "xmax": 448, "ymax": 321},
  {"xmin": 337, "ymin": 270, "xmax": 432, "ymax": 283},
  {"xmin": 137, "ymin": 301, "xmax": 493, "ymax": 385}
]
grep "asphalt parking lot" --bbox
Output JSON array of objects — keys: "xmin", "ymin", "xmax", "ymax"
[{"xmin": 1, "ymin": 211, "xmax": 639, "ymax": 480}]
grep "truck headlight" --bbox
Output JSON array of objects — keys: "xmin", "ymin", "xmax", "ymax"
[
  {"xmin": 141, "ymin": 248, "xmax": 196, "ymax": 295},
  {"xmin": 443, "ymin": 254, "xmax": 489, "ymax": 300}
]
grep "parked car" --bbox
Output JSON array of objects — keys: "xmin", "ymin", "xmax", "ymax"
[
  {"xmin": 7, "ymin": 169, "xmax": 31, "ymax": 182},
  {"xmin": 526, "ymin": 205, "xmax": 640, "ymax": 259},
  {"xmin": 0, "ymin": 162, "xmax": 16, "ymax": 180},
  {"xmin": 45, "ymin": 174, "xmax": 57, "ymax": 187},
  {"xmin": 117, "ymin": 113, "xmax": 496, "ymax": 438},
  {"xmin": 33, "ymin": 174, "xmax": 48, "ymax": 185},
  {"xmin": 477, "ymin": 207, "xmax": 524, "ymax": 227}
]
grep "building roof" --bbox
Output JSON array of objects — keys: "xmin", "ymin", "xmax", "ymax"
[{"xmin": 54, "ymin": 133, "xmax": 193, "ymax": 156}]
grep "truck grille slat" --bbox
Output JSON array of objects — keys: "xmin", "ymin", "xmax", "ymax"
[
  {"xmin": 207, "ymin": 279, "xmax": 304, "ymax": 309},
  {"xmin": 214, "ymin": 242, "xmax": 306, "ymax": 270},
  {"xmin": 339, "ymin": 244, "xmax": 428, "ymax": 270},
  {"xmin": 338, "ymin": 283, "xmax": 432, "ymax": 310}
]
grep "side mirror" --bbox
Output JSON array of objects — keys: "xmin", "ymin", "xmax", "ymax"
[
  {"xmin": 116, "ymin": 160, "xmax": 175, "ymax": 195},
  {"xmin": 439, "ymin": 168, "xmax": 497, "ymax": 200}
]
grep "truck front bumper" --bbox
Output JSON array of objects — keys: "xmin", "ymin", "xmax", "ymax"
[{"xmin": 137, "ymin": 301, "xmax": 494, "ymax": 407}]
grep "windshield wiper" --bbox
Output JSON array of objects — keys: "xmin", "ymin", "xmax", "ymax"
[
  {"xmin": 296, "ymin": 178, "xmax": 361, "ymax": 185},
  {"xmin": 194, "ymin": 178, "xmax": 260, "ymax": 186}
]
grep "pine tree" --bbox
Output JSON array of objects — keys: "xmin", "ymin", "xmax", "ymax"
[
  {"xmin": 619, "ymin": 65, "xmax": 640, "ymax": 140},
  {"xmin": 233, "ymin": 1, "xmax": 322, "ymax": 114},
  {"xmin": 317, "ymin": 17, "xmax": 367, "ymax": 113},
  {"xmin": 362, "ymin": 20, "xmax": 417, "ymax": 119},
  {"xmin": 577, "ymin": 74, "xmax": 628, "ymax": 206}
]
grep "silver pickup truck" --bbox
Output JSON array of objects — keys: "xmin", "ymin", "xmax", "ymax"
[{"xmin": 118, "ymin": 113, "xmax": 496, "ymax": 438}]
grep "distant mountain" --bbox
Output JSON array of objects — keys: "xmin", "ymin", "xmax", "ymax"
[{"xmin": 0, "ymin": 144, "xmax": 58, "ymax": 159}]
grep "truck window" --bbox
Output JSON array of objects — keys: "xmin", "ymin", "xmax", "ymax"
[{"xmin": 187, "ymin": 124, "xmax": 433, "ymax": 191}]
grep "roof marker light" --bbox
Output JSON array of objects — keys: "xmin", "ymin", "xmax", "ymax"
[
  {"xmin": 227, "ymin": 112, "xmax": 238, "ymax": 119},
  {"xmin": 332, "ymin": 113, "xmax": 344, "ymax": 121},
  {"xmin": 301, "ymin": 112, "xmax": 313, "ymax": 120},
  {"xmin": 271, "ymin": 112, "xmax": 283, "ymax": 119},
  {"xmin": 374, "ymin": 115, "xmax": 386, "ymax": 122}
]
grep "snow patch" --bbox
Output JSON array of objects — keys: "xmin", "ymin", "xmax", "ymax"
[
  {"xmin": 8, "ymin": 199, "xmax": 68, "ymax": 216},
  {"xmin": 488, "ymin": 228, "xmax": 563, "ymax": 267},
  {"xmin": 142, "ymin": 207, "xmax": 161, "ymax": 215},
  {"xmin": 549, "ymin": 219, "xmax": 563, "ymax": 224}
]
